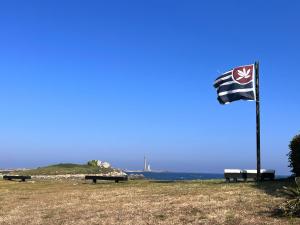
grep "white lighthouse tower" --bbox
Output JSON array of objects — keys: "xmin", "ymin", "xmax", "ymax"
[
  {"xmin": 144, "ymin": 156, "xmax": 147, "ymax": 171},
  {"xmin": 143, "ymin": 156, "xmax": 151, "ymax": 172}
]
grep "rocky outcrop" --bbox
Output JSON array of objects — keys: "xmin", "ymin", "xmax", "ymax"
[
  {"xmin": 31, "ymin": 170, "xmax": 127, "ymax": 180},
  {"xmin": 128, "ymin": 174, "xmax": 145, "ymax": 180},
  {"xmin": 101, "ymin": 162, "xmax": 111, "ymax": 168},
  {"xmin": 87, "ymin": 160, "xmax": 111, "ymax": 168}
]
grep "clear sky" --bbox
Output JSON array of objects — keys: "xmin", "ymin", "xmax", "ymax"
[{"xmin": 0, "ymin": 0, "xmax": 299, "ymax": 174}]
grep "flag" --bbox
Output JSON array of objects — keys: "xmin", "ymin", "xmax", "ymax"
[{"xmin": 214, "ymin": 64, "xmax": 256, "ymax": 104}]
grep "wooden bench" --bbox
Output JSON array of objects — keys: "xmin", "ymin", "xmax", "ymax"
[
  {"xmin": 85, "ymin": 175, "xmax": 128, "ymax": 183},
  {"xmin": 245, "ymin": 169, "xmax": 275, "ymax": 181},
  {"xmin": 224, "ymin": 169, "xmax": 246, "ymax": 182},
  {"xmin": 3, "ymin": 175, "xmax": 31, "ymax": 182}
]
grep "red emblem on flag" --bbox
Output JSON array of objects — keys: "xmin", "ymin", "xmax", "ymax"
[{"xmin": 232, "ymin": 65, "xmax": 254, "ymax": 85}]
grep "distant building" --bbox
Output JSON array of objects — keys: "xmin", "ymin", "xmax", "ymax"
[{"xmin": 143, "ymin": 156, "xmax": 151, "ymax": 172}]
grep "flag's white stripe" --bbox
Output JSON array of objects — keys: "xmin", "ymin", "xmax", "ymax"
[
  {"xmin": 214, "ymin": 74, "xmax": 232, "ymax": 85},
  {"xmin": 218, "ymin": 88, "xmax": 254, "ymax": 96},
  {"xmin": 252, "ymin": 65, "xmax": 257, "ymax": 101},
  {"xmin": 218, "ymin": 80, "xmax": 237, "ymax": 87},
  {"xmin": 223, "ymin": 99, "xmax": 255, "ymax": 104}
]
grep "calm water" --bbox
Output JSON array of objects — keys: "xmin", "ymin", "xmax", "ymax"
[{"xmin": 127, "ymin": 172, "xmax": 224, "ymax": 181}]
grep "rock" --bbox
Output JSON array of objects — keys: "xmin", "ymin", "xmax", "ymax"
[
  {"xmin": 88, "ymin": 160, "xmax": 111, "ymax": 168},
  {"xmin": 32, "ymin": 174, "xmax": 86, "ymax": 180},
  {"xmin": 128, "ymin": 174, "xmax": 145, "ymax": 180},
  {"xmin": 96, "ymin": 160, "xmax": 102, "ymax": 167},
  {"xmin": 102, "ymin": 162, "xmax": 111, "ymax": 168},
  {"xmin": 30, "ymin": 172, "xmax": 128, "ymax": 180}
]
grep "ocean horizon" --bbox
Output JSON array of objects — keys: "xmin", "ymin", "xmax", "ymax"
[
  {"xmin": 127, "ymin": 171, "xmax": 289, "ymax": 181},
  {"xmin": 127, "ymin": 171, "xmax": 225, "ymax": 180}
]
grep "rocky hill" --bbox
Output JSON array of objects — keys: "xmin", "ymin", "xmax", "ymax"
[{"xmin": 11, "ymin": 163, "xmax": 126, "ymax": 177}]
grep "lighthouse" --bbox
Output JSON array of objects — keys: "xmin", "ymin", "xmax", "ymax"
[
  {"xmin": 144, "ymin": 156, "xmax": 147, "ymax": 171},
  {"xmin": 143, "ymin": 156, "xmax": 151, "ymax": 172}
]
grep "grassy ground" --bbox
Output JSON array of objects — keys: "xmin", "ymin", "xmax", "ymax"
[
  {"xmin": 0, "ymin": 179, "xmax": 299, "ymax": 225},
  {"xmin": 12, "ymin": 163, "xmax": 115, "ymax": 175}
]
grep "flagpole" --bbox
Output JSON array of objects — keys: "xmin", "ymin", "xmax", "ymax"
[{"xmin": 255, "ymin": 61, "xmax": 261, "ymax": 181}]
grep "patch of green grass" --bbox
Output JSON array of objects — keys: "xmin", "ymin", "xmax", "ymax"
[
  {"xmin": 189, "ymin": 207, "xmax": 202, "ymax": 215},
  {"xmin": 13, "ymin": 163, "xmax": 115, "ymax": 175},
  {"xmin": 225, "ymin": 213, "xmax": 240, "ymax": 225},
  {"xmin": 154, "ymin": 214, "xmax": 167, "ymax": 220}
]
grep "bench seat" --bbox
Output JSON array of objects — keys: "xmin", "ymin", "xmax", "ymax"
[
  {"xmin": 3, "ymin": 175, "xmax": 31, "ymax": 182},
  {"xmin": 245, "ymin": 169, "xmax": 275, "ymax": 180},
  {"xmin": 85, "ymin": 175, "xmax": 128, "ymax": 183},
  {"xmin": 224, "ymin": 169, "xmax": 246, "ymax": 182},
  {"xmin": 224, "ymin": 169, "xmax": 275, "ymax": 182}
]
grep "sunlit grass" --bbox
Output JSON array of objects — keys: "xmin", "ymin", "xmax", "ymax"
[{"xmin": 0, "ymin": 179, "xmax": 299, "ymax": 225}]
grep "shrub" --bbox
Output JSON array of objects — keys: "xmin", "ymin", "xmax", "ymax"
[
  {"xmin": 87, "ymin": 160, "xmax": 99, "ymax": 167},
  {"xmin": 288, "ymin": 134, "xmax": 300, "ymax": 176},
  {"xmin": 279, "ymin": 177, "xmax": 300, "ymax": 217}
]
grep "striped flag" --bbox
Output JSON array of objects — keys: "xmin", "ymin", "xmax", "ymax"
[{"xmin": 214, "ymin": 64, "xmax": 256, "ymax": 104}]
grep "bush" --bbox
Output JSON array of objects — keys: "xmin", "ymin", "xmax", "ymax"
[
  {"xmin": 279, "ymin": 177, "xmax": 300, "ymax": 217},
  {"xmin": 87, "ymin": 160, "xmax": 99, "ymax": 167},
  {"xmin": 288, "ymin": 134, "xmax": 300, "ymax": 176}
]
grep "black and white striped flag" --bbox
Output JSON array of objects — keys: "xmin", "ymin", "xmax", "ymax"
[{"xmin": 214, "ymin": 64, "xmax": 256, "ymax": 104}]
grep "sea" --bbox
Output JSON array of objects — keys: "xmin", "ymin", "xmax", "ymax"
[
  {"xmin": 126, "ymin": 172, "xmax": 288, "ymax": 181},
  {"xmin": 126, "ymin": 172, "xmax": 224, "ymax": 181}
]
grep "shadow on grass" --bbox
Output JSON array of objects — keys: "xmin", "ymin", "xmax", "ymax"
[
  {"xmin": 148, "ymin": 180, "xmax": 177, "ymax": 183},
  {"xmin": 82, "ymin": 181, "xmax": 129, "ymax": 185},
  {"xmin": 257, "ymin": 208, "xmax": 288, "ymax": 219},
  {"xmin": 253, "ymin": 178, "xmax": 300, "ymax": 220},
  {"xmin": 222, "ymin": 177, "xmax": 296, "ymax": 197},
  {"xmin": 253, "ymin": 178, "xmax": 296, "ymax": 197},
  {"xmin": 257, "ymin": 205, "xmax": 300, "ymax": 221}
]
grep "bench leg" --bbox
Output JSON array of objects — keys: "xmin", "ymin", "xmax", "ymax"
[
  {"xmin": 22, "ymin": 179, "xmax": 25, "ymax": 182},
  {"xmin": 226, "ymin": 178, "xmax": 230, "ymax": 183},
  {"xmin": 115, "ymin": 180, "xmax": 119, "ymax": 183},
  {"xmin": 93, "ymin": 179, "xmax": 97, "ymax": 184}
]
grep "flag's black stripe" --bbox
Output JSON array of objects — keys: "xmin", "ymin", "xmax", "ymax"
[
  {"xmin": 217, "ymin": 91, "xmax": 255, "ymax": 104},
  {"xmin": 214, "ymin": 76, "xmax": 233, "ymax": 88},
  {"xmin": 215, "ymin": 71, "xmax": 232, "ymax": 81},
  {"xmin": 217, "ymin": 82, "xmax": 253, "ymax": 94}
]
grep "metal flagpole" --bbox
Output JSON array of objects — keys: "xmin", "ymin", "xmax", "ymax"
[{"xmin": 255, "ymin": 61, "xmax": 261, "ymax": 181}]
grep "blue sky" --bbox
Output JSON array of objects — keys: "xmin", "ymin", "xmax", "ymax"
[{"xmin": 0, "ymin": 0, "xmax": 299, "ymax": 174}]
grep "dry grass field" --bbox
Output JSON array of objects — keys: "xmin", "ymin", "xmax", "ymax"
[{"xmin": 0, "ymin": 179, "xmax": 299, "ymax": 225}]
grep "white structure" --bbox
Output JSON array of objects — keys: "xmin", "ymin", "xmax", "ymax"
[
  {"xmin": 94, "ymin": 160, "xmax": 111, "ymax": 168},
  {"xmin": 144, "ymin": 156, "xmax": 147, "ymax": 171},
  {"xmin": 102, "ymin": 162, "xmax": 111, "ymax": 168},
  {"xmin": 143, "ymin": 156, "xmax": 151, "ymax": 172},
  {"xmin": 96, "ymin": 160, "xmax": 102, "ymax": 167}
]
